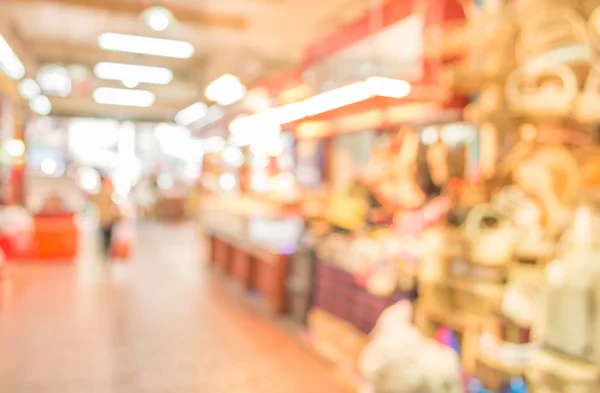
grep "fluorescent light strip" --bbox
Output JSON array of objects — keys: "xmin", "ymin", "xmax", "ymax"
[
  {"xmin": 0, "ymin": 34, "xmax": 25, "ymax": 80},
  {"xmin": 94, "ymin": 62, "xmax": 173, "ymax": 85},
  {"xmin": 205, "ymin": 74, "xmax": 246, "ymax": 105},
  {"xmin": 19, "ymin": 78, "xmax": 41, "ymax": 100},
  {"xmin": 229, "ymin": 77, "xmax": 411, "ymax": 133},
  {"xmin": 93, "ymin": 87, "xmax": 155, "ymax": 107},
  {"xmin": 98, "ymin": 33, "xmax": 195, "ymax": 59},
  {"xmin": 175, "ymin": 102, "xmax": 208, "ymax": 126},
  {"xmin": 30, "ymin": 96, "xmax": 51, "ymax": 115}
]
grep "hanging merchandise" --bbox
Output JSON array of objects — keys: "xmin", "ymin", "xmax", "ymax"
[
  {"xmin": 463, "ymin": 204, "xmax": 516, "ymax": 266},
  {"xmin": 505, "ymin": 64, "xmax": 578, "ymax": 117},
  {"xmin": 501, "ymin": 270, "xmax": 543, "ymax": 328}
]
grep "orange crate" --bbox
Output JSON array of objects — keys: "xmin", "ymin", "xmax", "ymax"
[{"xmin": 33, "ymin": 214, "xmax": 78, "ymax": 261}]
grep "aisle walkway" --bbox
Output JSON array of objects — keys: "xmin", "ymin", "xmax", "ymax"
[{"xmin": 0, "ymin": 223, "xmax": 349, "ymax": 393}]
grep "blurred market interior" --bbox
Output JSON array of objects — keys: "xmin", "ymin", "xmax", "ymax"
[{"xmin": 2, "ymin": 0, "xmax": 600, "ymax": 392}]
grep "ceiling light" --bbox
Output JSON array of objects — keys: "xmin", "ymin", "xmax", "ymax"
[
  {"xmin": 5, "ymin": 139, "xmax": 25, "ymax": 157},
  {"xmin": 175, "ymin": 102, "xmax": 208, "ymax": 126},
  {"xmin": 229, "ymin": 77, "xmax": 411, "ymax": 132},
  {"xmin": 143, "ymin": 7, "xmax": 173, "ymax": 32},
  {"xmin": 37, "ymin": 65, "xmax": 72, "ymax": 97},
  {"xmin": 123, "ymin": 79, "xmax": 139, "ymax": 89},
  {"xmin": 94, "ymin": 62, "xmax": 173, "ymax": 85},
  {"xmin": 30, "ymin": 96, "xmax": 52, "ymax": 115},
  {"xmin": 40, "ymin": 157, "xmax": 57, "ymax": 175},
  {"xmin": 98, "ymin": 33, "xmax": 194, "ymax": 59},
  {"xmin": 18, "ymin": 78, "xmax": 41, "ymax": 100},
  {"xmin": 367, "ymin": 76, "xmax": 411, "ymax": 98},
  {"xmin": 0, "ymin": 34, "xmax": 25, "ymax": 80},
  {"xmin": 203, "ymin": 136, "xmax": 225, "ymax": 153},
  {"xmin": 93, "ymin": 87, "xmax": 155, "ymax": 107},
  {"xmin": 205, "ymin": 74, "xmax": 246, "ymax": 105}
]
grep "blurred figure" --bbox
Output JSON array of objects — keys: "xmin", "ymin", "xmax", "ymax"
[
  {"xmin": 39, "ymin": 194, "xmax": 66, "ymax": 215},
  {"xmin": 91, "ymin": 175, "xmax": 121, "ymax": 261}
]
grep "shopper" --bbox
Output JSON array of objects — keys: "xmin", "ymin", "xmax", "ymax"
[{"xmin": 92, "ymin": 175, "xmax": 121, "ymax": 261}]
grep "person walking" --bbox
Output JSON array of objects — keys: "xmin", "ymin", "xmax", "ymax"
[{"xmin": 92, "ymin": 175, "xmax": 121, "ymax": 261}]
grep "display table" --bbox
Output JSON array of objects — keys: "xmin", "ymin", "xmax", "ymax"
[{"xmin": 202, "ymin": 196, "xmax": 303, "ymax": 313}]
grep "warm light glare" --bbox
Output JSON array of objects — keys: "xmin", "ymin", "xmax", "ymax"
[
  {"xmin": 18, "ymin": 78, "xmax": 41, "ymax": 100},
  {"xmin": 203, "ymin": 136, "xmax": 225, "ymax": 153},
  {"xmin": 219, "ymin": 173, "xmax": 236, "ymax": 191},
  {"xmin": 229, "ymin": 77, "xmax": 411, "ymax": 133},
  {"xmin": 143, "ymin": 7, "xmax": 173, "ymax": 32},
  {"xmin": 93, "ymin": 87, "xmax": 155, "ymax": 107},
  {"xmin": 94, "ymin": 62, "xmax": 173, "ymax": 85},
  {"xmin": 367, "ymin": 76, "xmax": 411, "ymax": 98},
  {"xmin": 0, "ymin": 34, "xmax": 25, "ymax": 80},
  {"xmin": 79, "ymin": 168, "xmax": 101, "ymax": 193},
  {"xmin": 175, "ymin": 102, "xmax": 208, "ymax": 126},
  {"xmin": 5, "ymin": 139, "xmax": 25, "ymax": 157},
  {"xmin": 40, "ymin": 157, "xmax": 57, "ymax": 175},
  {"xmin": 30, "ymin": 96, "xmax": 52, "ymax": 116},
  {"xmin": 205, "ymin": 74, "xmax": 246, "ymax": 105},
  {"xmin": 37, "ymin": 65, "xmax": 72, "ymax": 97},
  {"xmin": 98, "ymin": 33, "xmax": 195, "ymax": 59}
]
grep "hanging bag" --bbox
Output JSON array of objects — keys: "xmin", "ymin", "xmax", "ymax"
[
  {"xmin": 464, "ymin": 204, "xmax": 516, "ymax": 266},
  {"xmin": 505, "ymin": 64, "xmax": 579, "ymax": 117}
]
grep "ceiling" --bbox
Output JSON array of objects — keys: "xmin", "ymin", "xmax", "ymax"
[{"xmin": 0, "ymin": 0, "xmax": 370, "ymax": 122}]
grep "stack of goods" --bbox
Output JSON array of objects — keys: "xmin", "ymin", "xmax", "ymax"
[
  {"xmin": 359, "ymin": 301, "xmax": 464, "ymax": 393},
  {"xmin": 526, "ymin": 202, "xmax": 600, "ymax": 392}
]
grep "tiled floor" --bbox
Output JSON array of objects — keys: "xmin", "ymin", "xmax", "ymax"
[{"xmin": 0, "ymin": 222, "xmax": 350, "ymax": 393}]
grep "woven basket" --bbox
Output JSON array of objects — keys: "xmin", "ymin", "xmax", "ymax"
[{"xmin": 506, "ymin": 64, "xmax": 578, "ymax": 117}]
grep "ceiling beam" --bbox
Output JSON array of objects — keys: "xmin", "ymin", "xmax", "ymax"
[{"xmin": 11, "ymin": 0, "xmax": 248, "ymax": 30}]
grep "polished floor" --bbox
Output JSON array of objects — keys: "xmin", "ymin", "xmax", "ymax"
[{"xmin": 0, "ymin": 222, "xmax": 349, "ymax": 393}]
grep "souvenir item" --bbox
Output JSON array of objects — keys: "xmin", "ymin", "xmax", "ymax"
[
  {"xmin": 505, "ymin": 64, "xmax": 578, "ymax": 117},
  {"xmin": 388, "ymin": 130, "xmax": 427, "ymax": 210},
  {"xmin": 464, "ymin": 204, "xmax": 516, "ymax": 266},
  {"xmin": 427, "ymin": 139, "xmax": 450, "ymax": 187},
  {"xmin": 360, "ymin": 301, "xmax": 463, "ymax": 393},
  {"xmin": 365, "ymin": 261, "xmax": 398, "ymax": 297},
  {"xmin": 419, "ymin": 227, "xmax": 447, "ymax": 283},
  {"xmin": 575, "ymin": 70, "xmax": 600, "ymax": 123},
  {"xmin": 325, "ymin": 192, "xmax": 368, "ymax": 232},
  {"xmin": 493, "ymin": 186, "xmax": 555, "ymax": 261},
  {"xmin": 512, "ymin": 146, "xmax": 578, "ymax": 237},
  {"xmin": 502, "ymin": 273, "xmax": 542, "ymax": 327},
  {"xmin": 537, "ymin": 205, "xmax": 600, "ymax": 363}
]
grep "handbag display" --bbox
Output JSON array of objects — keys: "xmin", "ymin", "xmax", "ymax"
[
  {"xmin": 505, "ymin": 64, "xmax": 579, "ymax": 117},
  {"xmin": 464, "ymin": 204, "xmax": 516, "ymax": 266}
]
